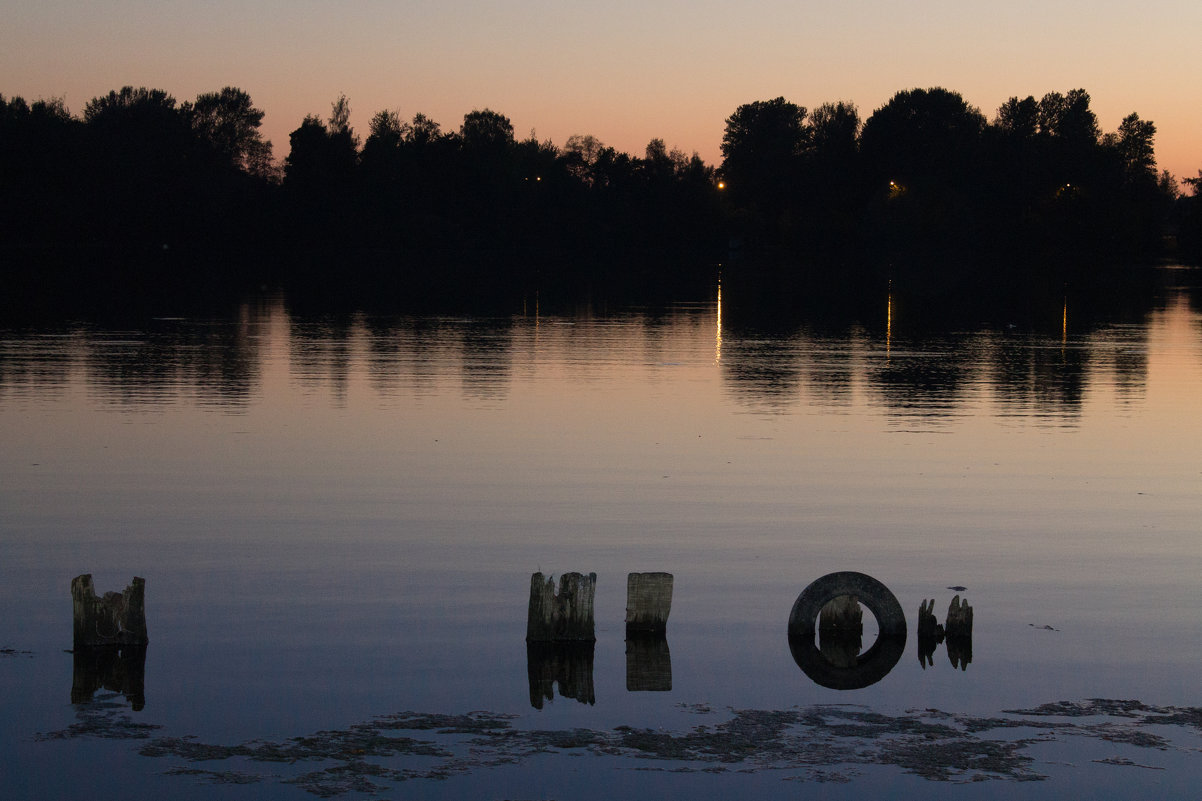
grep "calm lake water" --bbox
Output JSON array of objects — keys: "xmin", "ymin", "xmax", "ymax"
[{"xmin": 3, "ymin": 265, "xmax": 1202, "ymax": 799}]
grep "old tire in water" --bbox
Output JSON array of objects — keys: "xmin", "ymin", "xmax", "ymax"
[{"xmin": 787, "ymin": 571, "xmax": 907, "ymax": 690}]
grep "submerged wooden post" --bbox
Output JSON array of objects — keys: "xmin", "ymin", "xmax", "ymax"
[
  {"xmin": 625, "ymin": 572, "xmax": 673, "ymax": 634},
  {"xmin": 71, "ymin": 575, "xmax": 148, "ymax": 648},
  {"xmin": 526, "ymin": 572, "xmax": 596, "ymax": 642},
  {"xmin": 945, "ymin": 595, "xmax": 973, "ymax": 639}
]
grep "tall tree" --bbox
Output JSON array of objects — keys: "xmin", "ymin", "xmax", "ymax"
[
  {"xmin": 860, "ymin": 87, "xmax": 985, "ymax": 188},
  {"xmin": 185, "ymin": 87, "xmax": 273, "ymax": 177},
  {"xmin": 1110, "ymin": 112, "xmax": 1156, "ymax": 183},
  {"xmin": 719, "ymin": 97, "xmax": 808, "ymax": 219}
]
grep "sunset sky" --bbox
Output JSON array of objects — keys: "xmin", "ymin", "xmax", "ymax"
[{"xmin": 3, "ymin": 0, "xmax": 1199, "ymax": 182}]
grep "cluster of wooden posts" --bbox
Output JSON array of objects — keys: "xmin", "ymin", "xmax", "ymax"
[
  {"xmin": 917, "ymin": 595, "xmax": 974, "ymax": 669},
  {"xmin": 525, "ymin": 571, "xmax": 674, "ymax": 707},
  {"xmin": 69, "ymin": 571, "xmax": 973, "ymax": 709}
]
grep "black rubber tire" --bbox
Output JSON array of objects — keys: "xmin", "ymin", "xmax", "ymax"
[{"xmin": 787, "ymin": 571, "xmax": 907, "ymax": 690}]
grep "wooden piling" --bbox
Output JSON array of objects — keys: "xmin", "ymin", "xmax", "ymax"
[
  {"xmin": 625, "ymin": 572, "xmax": 673, "ymax": 634},
  {"xmin": 945, "ymin": 595, "xmax": 973, "ymax": 639},
  {"xmin": 71, "ymin": 575, "xmax": 148, "ymax": 648},
  {"xmin": 819, "ymin": 594, "xmax": 863, "ymax": 636},
  {"xmin": 917, "ymin": 598, "xmax": 945, "ymax": 640},
  {"xmin": 526, "ymin": 572, "xmax": 596, "ymax": 643}
]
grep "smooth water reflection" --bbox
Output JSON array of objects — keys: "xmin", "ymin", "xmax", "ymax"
[{"xmin": 3, "ymin": 267, "xmax": 1202, "ymax": 799}]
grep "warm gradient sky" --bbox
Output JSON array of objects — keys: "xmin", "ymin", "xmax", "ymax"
[{"xmin": 3, "ymin": 0, "xmax": 1199, "ymax": 181}]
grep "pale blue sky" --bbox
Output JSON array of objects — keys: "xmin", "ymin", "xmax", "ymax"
[{"xmin": 2, "ymin": 0, "xmax": 1198, "ymax": 179}]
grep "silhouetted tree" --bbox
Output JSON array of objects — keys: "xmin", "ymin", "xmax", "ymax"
[
  {"xmin": 407, "ymin": 112, "xmax": 442, "ymax": 146},
  {"xmin": 808, "ymin": 101, "xmax": 860, "ymax": 163},
  {"xmin": 859, "ymin": 88, "xmax": 987, "ymax": 261},
  {"xmin": 0, "ymin": 94, "xmax": 83, "ymax": 248},
  {"xmin": 459, "ymin": 108, "xmax": 515, "ymax": 153},
  {"xmin": 860, "ymin": 87, "xmax": 985, "ymax": 189},
  {"xmin": 184, "ymin": 87, "xmax": 274, "ymax": 177},
  {"xmin": 719, "ymin": 97, "xmax": 808, "ymax": 232},
  {"xmin": 994, "ymin": 96, "xmax": 1039, "ymax": 139},
  {"xmin": 1037, "ymin": 89, "xmax": 1100, "ymax": 145},
  {"xmin": 1109, "ymin": 112, "xmax": 1156, "ymax": 183},
  {"xmin": 1179, "ymin": 172, "xmax": 1202, "ymax": 263},
  {"xmin": 282, "ymin": 99, "xmax": 361, "ymax": 249}
]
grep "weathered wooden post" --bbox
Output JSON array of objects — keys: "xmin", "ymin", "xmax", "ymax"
[
  {"xmin": 916, "ymin": 598, "xmax": 945, "ymax": 669},
  {"xmin": 71, "ymin": 575, "xmax": 148, "ymax": 648},
  {"xmin": 625, "ymin": 572, "xmax": 673, "ymax": 634},
  {"xmin": 526, "ymin": 572, "xmax": 596, "ymax": 642},
  {"xmin": 945, "ymin": 595, "xmax": 973, "ymax": 638},
  {"xmin": 945, "ymin": 595, "xmax": 973, "ymax": 671},
  {"xmin": 917, "ymin": 599, "xmax": 945, "ymax": 640},
  {"xmin": 819, "ymin": 594, "xmax": 863, "ymax": 636}
]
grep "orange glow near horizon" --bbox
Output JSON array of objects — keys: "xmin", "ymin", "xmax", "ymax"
[{"xmin": 0, "ymin": 1, "xmax": 1197, "ymax": 179}]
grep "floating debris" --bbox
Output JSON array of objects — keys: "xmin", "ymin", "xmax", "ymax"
[
  {"xmin": 1092, "ymin": 757, "xmax": 1166, "ymax": 770},
  {"xmin": 0, "ymin": 647, "xmax": 34, "ymax": 658},
  {"xmin": 35, "ymin": 693, "xmax": 162, "ymax": 741},
  {"xmin": 121, "ymin": 701, "xmax": 1202, "ymax": 796}
]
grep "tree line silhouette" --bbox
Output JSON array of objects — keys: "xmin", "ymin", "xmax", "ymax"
[{"xmin": 2, "ymin": 84, "xmax": 1199, "ymax": 298}]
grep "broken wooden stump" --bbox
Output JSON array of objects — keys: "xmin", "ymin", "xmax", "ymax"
[
  {"xmin": 625, "ymin": 572, "xmax": 673, "ymax": 635},
  {"xmin": 917, "ymin": 599, "xmax": 945, "ymax": 669},
  {"xmin": 71, "ymin": 574, "xmax": 148, "ymax": 648},
  {"xmin": 917, "ymin": 598, "xmax": 946, "ymax": 640},
  {"xmin": 819, "ymin": 594, "xmax": 863, "ymax": 636},
  {"xmin": 944, "ymin": 595, "xmax": 973, "ymax": 670},
  {"xmin": 945, "ymin": 595, "xmax": 973, "ymax": 638},
  {"xmin": 526, "ymin": 572, "xmax": 596, "ymax": 643}
]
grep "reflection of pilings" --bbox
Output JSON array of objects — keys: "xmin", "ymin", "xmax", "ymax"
[
  {"xmin": 625, "ymin": 572, "xmax": 673, "ymax": 635},
  {"xmin": 526, "ymin": 572, "xmax": 596, "ymax": 642},
  {"xmin": 626, "ymin": 634, "xmax": 672, "ymax": 691},
  {"xmin": 947, "ymin": 635, "xmax": 972, "ymax": 671},
  {"xmin": 526, "ymin": 642, "xmax": 596, "ymax": 709},
  {"xmin": 818, "ymin": 630, "xmax": 862, "ymax": 668},
  {"xmin": 71, "ymin": 645, "xmax": 147, "ymax": 711},
  {"xmin": 71, "ymin": 574, "xmax": 148, "ymax": 648}
]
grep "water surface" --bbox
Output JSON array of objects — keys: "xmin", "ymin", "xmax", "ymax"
[{"xmin": 3, "ymin": 266, "xmax": 1202, "ymax": 798}]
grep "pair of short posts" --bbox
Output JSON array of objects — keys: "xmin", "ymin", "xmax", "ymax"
[
  {"xmin": 525, "ymin": 571, "xmax": 672, "ymax": 705},
  {"xmin": 917, "ymin": 595, "xmax": 973, "ymax": 669}
]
